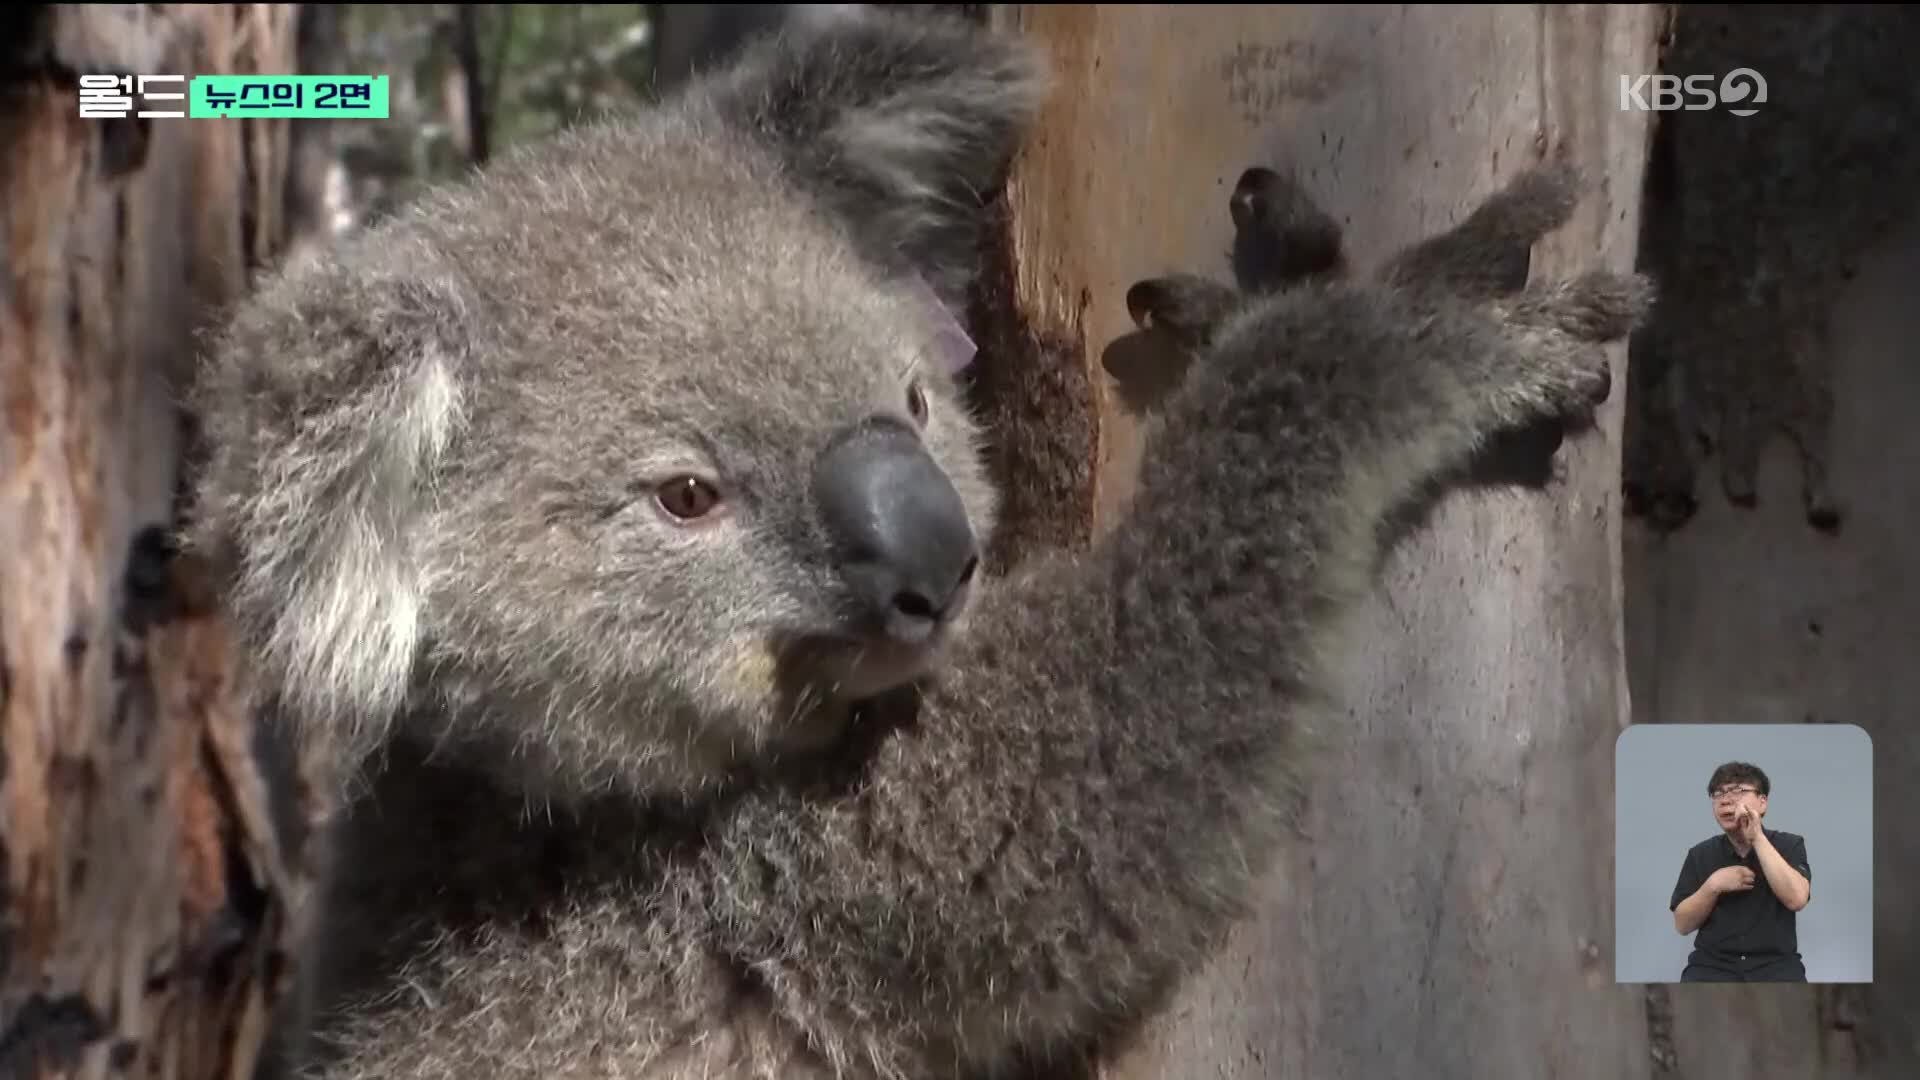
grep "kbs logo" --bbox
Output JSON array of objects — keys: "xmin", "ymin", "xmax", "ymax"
[{"xmin": 1619, "ymin": 68, "xmax": 1767, "ymax": 116}]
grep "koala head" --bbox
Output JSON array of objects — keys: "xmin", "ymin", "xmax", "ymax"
[{"xmin": 186, "ymin": 11, "xmax": 1049, "ymax": 800}]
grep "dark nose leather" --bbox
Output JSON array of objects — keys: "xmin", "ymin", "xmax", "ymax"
[{"xmin": 812, "ymin": 419, "xmax": 979, "ymax": 642}]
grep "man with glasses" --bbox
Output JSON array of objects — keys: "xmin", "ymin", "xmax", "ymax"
[{"xmin": 1667, "ymin": 762, "xmax": 1814, "ymax": 982}]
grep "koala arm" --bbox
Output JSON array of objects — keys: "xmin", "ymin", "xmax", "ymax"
[{"xmin": 704, "ymin": 169, "xmax": 1653, "ymax": 1076}]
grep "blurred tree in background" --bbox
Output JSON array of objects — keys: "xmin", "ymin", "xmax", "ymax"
[{"xmin": 313, "ymin": 4, "xmax": 659, "ymax": 231}]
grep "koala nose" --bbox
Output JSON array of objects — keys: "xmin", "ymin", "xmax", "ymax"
[{"xmin": 813, "ymin": 419, "xmax": 980, "ymax": 642}]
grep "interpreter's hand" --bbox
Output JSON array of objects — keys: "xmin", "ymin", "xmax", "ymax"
[{"xmin": 1707, "ymin": 865, "xmax": 1756, "ymax": 895}]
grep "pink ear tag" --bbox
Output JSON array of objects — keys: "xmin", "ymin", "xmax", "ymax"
[{"xmin": 904, "ymin": 273, "xmax": 977, "ymax": 375}]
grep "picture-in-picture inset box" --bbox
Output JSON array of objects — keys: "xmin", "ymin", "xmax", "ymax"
[{"xmin": 1615, "ymin": 723, "xmax": 1873, "ymax": 985}]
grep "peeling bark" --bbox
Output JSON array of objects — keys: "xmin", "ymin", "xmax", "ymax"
[{"xmin": 0, "ymin": 6, "xmax": 308, "ymax": 1079}]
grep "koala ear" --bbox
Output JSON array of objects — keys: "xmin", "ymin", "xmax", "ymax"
[
  {"xmin": 186, "ymin": 242, "xmax": 472, "ymax": 765},
  {"xmin": 705, "ymin": 8, "xmax": 1052, "ymax": 305}
]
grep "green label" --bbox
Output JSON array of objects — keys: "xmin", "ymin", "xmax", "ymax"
[{"xmin": 190, "ymin": 75, "xmax": 389, "ymax": 119}]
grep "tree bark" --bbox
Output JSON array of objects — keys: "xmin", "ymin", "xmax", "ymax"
[
  {"xmin": 1623, "ymin": 7, "xmax": 1920, "ymax": 1078},
  {"xmin": 972, "ymin": 5, "xmax": 1662, "ymax": 1076},
  {"xmin": 0, "ymin": 6, "xmax": 308, "ymax": 1079}
]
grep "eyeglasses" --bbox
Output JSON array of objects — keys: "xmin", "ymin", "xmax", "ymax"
[{"xmin": 1710, "ymin": 786, "xmax": 1760, "ymax": 802}]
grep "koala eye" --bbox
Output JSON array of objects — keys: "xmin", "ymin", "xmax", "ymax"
[
  {"xmin": 654, "ymin": 475, "xmax": 724, "ymax": 522},
  {"xmin": 906, "ymin": 379, "xmax": 929, "ymax": 427}
]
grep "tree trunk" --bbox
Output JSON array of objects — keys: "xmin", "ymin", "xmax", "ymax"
[
  {"xmin": 973, "ymin": 5, "xmax": 1662, "ymax": 1076},
  {"xmin": 445, "ymin": 5, "xmax": 490, "ymax": 167},
  {"xmin": 1626, "ymin": 207, "xmax": 1918, "ymax": 1080},
  {"xmin": 284, "ymin": 4, "xmax": 346, "ymax": 263},
  {"xmin": 0, "ymin": 6, "xmax": 309, "ymax": 1079},
  {"xmin": 1623, "ymin": 7, "xmax": 1920, "ymax": 1078}
]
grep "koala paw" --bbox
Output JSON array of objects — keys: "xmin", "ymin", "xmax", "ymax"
[
  {"xmin": 1125, "ymin": 273, "xmax": 1243, "ymax": 353},
  {"xmin": 1228, "ymin": 166, "xmax": 1348, "ymax": 293},
  {"xmin": 1482, "ymin": 269, "xmax": 1654, "ymax": 427}
]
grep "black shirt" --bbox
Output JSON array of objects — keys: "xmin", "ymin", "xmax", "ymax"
[{"xmin": 1669, "ymin": 827, "xmax": 1812, "ymax": 973}]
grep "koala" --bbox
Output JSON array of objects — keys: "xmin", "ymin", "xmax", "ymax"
[{"xmin": 183, "ymin": 9, "xmax": 1651, "ymax": 1080}]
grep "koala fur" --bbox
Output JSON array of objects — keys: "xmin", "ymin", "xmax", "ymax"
[{"xmin": 184, "ymin": 9, "xmax": 1651, "ymax": 1080}]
